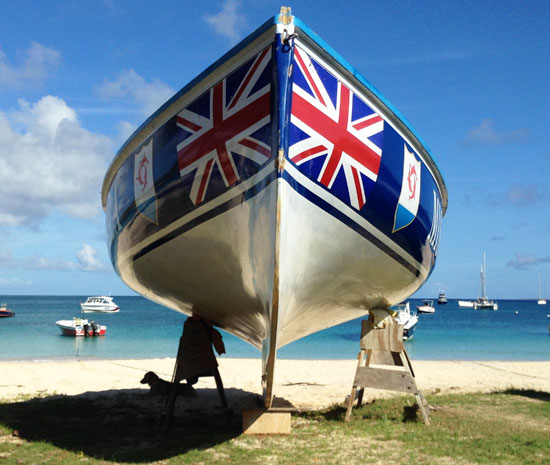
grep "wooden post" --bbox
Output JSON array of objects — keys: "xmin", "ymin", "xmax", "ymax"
[
  {"xmin": 163, "ymin": 318, "xmax": 229, "ymax": 429},
  {"xmin": 344, "ymin": 316, "xmax": 430, "ymax": 424}
]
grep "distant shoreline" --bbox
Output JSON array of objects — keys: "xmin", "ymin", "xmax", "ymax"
[{"xmin": 2, "ymin": 358, "xmax": 549, "ymax": 408}]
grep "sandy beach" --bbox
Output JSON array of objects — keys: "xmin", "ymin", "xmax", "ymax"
[{"xmin": 1, "ymin": 358, "xmax": 549, "ymax": 409}]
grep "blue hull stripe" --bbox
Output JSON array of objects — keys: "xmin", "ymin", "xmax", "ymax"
[{"xmin": 132, "ymin": 169, "xmax": 278, "ymax": 262}]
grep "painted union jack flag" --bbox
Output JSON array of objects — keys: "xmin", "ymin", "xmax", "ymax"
[
  {"xmin": 176, "ymin": 47, "xmax": 272, "ymax": 205},
  {"xmin": 289, "ymin": 45, "xmax": 384, "ymax": 210}
]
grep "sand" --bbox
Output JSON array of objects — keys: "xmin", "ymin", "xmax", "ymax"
[{"xmin": 1, "ymin": 358, "xmax": 549, "ymax": 409}]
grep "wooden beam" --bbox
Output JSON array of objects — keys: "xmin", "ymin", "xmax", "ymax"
[{"xmin": 353, "ymin": 366, "xmax": 417, "ymax": 393}]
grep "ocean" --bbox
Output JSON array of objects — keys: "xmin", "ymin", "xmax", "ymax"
[{"xmin": 0, "ymin": 296, "xmax": 549, "ymax": 361}]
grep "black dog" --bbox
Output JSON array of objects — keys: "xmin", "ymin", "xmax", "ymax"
[{"xmin": 140, "ymin": 371, "xmax": 197, "ymax": 397}]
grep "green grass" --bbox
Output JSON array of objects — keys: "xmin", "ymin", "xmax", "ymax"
[{"xmin": 0, "ymin": 389, "xmax": 549, "ymax": 464}]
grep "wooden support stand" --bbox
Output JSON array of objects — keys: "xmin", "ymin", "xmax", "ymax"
[
  {"xmin": 344, "ymin": 316, "xmax": 430, "ymax": 424},
  {"xmin": 164, "ymin": 318, "xmax": 229, "ymax": 428}
]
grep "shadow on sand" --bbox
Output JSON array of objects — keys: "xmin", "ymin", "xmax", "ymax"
[{"xmin": 0, "ymin": 387, "xmax": 264, "ymax": 463}]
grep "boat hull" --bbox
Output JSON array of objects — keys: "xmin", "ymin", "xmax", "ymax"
[
  {"xmin": 80, "ymin": 307, "xmax": 119, "ymax": 313},
  {"xmin": 102, "ymin": 12, "xmax": 447, "ymax": 405},
  {"xmin": 56, "ymin": 320, "xmax": 107, "ymax": 337}
]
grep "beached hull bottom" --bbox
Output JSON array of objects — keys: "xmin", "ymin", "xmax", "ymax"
[{"xmin": 117, "ymin": 176, "xmax": 428, "ymax": 350}]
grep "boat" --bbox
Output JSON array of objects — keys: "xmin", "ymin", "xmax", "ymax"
[
  {"xmin": 80, "ymin": 296, "xmax": 119, "ymax": 313},
  {"xmin": 437, "ymin": 290, "xmax": 447, "ymax": 304},
  {"xmin": 458, "ymin": 300, "xmax": 474, "ymax": 308},
  {"xmin": 101, "ymin": 7, "xmax": 447, "ymax": 407},
  {"xmin": 0, "ymin": 303, "xmax": 15, "ymax": 318},
  {"xmin": 394, "ymin": 302, "xmax": 418, "ymax": 340},
  {"xmin": 56, "ymin": 318, "xmax": 107, "ymax": 336},
  {"xmin": 537, "ymin": 275, "xmax": 546, "ymax": 305},
  {"xmin": 473, "ymin": 253, "xmax": 498, "ymax": 310},
  {"xmin": 416, "ymin": 299, "xmax": 435, "ymax": 314}
]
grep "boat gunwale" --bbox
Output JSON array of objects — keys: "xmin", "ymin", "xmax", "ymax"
[{"xmin": 101, "ymin": 13, "xmax": 447, "ymax": 215}]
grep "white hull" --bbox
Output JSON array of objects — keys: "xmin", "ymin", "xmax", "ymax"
[{"xmin": 473, "ymin": 301, "xmax": 498, "ymax": 311}]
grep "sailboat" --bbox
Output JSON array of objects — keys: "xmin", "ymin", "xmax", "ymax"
[
  {"xmin": 473, "ymin": 253, "xmax": 498, "ymax": 310},
  {"xmin": 537, "ymin": 275, "xmax": 547, "ymax": 305}
]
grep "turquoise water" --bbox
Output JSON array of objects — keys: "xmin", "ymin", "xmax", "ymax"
[{"xmin": 0, "ymin": 296, "xmax": 548, "ymax": 361}]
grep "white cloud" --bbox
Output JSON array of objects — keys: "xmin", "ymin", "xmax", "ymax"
[
  {"xmin": 98, "ymin": 69, "xmax": 175, "ymax": 117},
  {"xmin": 0, "ymin": 277, "xmax": 32, "ymax": 288},
  {"xmin": 461, "ymin": 118, "xmax": 529, "ymax": 147},
  {"xmin": 1, "ymin": 244, "xmax": 107, "ymax": 272},
  {"xmin": 0, "ymin": 96, "xmax": 113, "ymax": 228},
  {"xmin": 75, "ymin": 244, "xmax": 105, "ymax": 272},
  {"xmin": 0, "ymin": 42, "xmax": 61, "ymax": 89},
  {"xmin": 205, "ymin": 0, "xmax": 246, "ymax": 43}
]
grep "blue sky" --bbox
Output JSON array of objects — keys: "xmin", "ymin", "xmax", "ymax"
[{"xmin": 1, "ymin": 0, "xmax": 549, "ymax": 299}]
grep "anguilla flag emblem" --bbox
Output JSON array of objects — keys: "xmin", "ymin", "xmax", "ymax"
[
  {"xmin": 134, "ymin": 139, "xmax": 158, "ymax": 224},
  {"xmin": 393, "ymin": 144, "xmax": 421, "ymax": 232}
]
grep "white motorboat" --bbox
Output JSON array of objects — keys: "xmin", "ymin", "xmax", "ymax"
[
  {"xmin": 80, "ymin": 296, "xmax": 119, "ymax": 313},
  {"xmin": 101, "ymin": 7, "xmax": 447, "ymax": 407},
  {"xmin": 56, "ymin": 318, "xmax": 107, "ymax": 336},
  {"xmin": 437, "ymin": 290, "xmax": 447, "ymax": 305},
  {"xmin": 394, "ymin": 302, "xmax": 418, "ymax": 340},
  {"xmin": 458, "ymin": 300, "xmax": 474, "ymax": 308},
  {"xmin": 417, "ymin": 299, "xmax": 435, "ymax": 314}
]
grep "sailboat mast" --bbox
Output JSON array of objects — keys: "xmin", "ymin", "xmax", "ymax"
[{"xmin": 481, "ymin": 253, "xmax": 487, "ymax": 299}]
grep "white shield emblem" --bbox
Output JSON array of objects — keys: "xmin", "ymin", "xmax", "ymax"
[{"xmin": 393, "ymin": 144, "xmax": 421, "ymax": 232}]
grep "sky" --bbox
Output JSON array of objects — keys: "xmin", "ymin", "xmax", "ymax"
[{"xmin": 1, "ymin": 0, "xmax": 549, "ymax": 299}]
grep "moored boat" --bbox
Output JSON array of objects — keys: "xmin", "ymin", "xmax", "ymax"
[
  {"xmin": 473, "ymin": 253, "xmax": 497, "ymax": 310},
  {"xmin": 0, "ymin": 303, "xmax": 15, "ymax": 318},
  {"xmin": 394, "ymin": 302, "xmax": 418, "ymax": 340},
  {"xmin": 101, "ymin": 7, "xmax": 447, "ymax": 406},
  {"xmin": 80, "ymin": 296, "xmax": 119, "ymax": 313},
  {"xmin": 56, "ymin": 318, "xmax": 107, "ymax": 336},
  {"xmin": 437, "ymin": 290, "xmax": 447, "ymax": 304},
  {"xmin": 417, "ymin": 300, "xmax": 435, "ymax": 314}
]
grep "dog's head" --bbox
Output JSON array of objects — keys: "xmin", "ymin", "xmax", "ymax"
[{"xmin": 140, "ymin": 371, "xmax": 159, "ymax": 385}]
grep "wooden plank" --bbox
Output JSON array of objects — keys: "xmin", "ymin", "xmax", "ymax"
[
  {"xmin": 360, "ymin": 321, "xmax": 404, "ymax": 352},
  {"xmin": 369, "ymin": 349, "xmax": 404, "ymax": 366},
  {"xmin": 353, "ymin": 366, "xmax": 417, "ymax": 393}
]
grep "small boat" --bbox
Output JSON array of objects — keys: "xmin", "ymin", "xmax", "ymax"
[
  {"xmin": 537, "ymin": 275, "xmax": 546, "ymax": 305},
  {"xmin": 437, "ymin": 290, "xmax": 447, "ymax": 305},
  {"xmin": 394, "ymin": 302, "xmax": 418, "ymax": 340},
  {"xmin": 80, "ymin": 296, "xmax": 119, "ymax": 313},
  {"xmin": 458, "ymin": 300, "xmax": 474, "ymax": 308},
  {"xmin": 56, "ymin": 318, "xmax": 107, "ymax": 336},
  {"xmin": 101, "ymin": 7, "xmax": 447, "ymax": 407},
  {"xmin": 0, "ymin": 303, "xmax": 15, "ymax": 317},
  {"xmin": 416, "ymin": 299, "xmax": 435, "ymax": 314}
]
